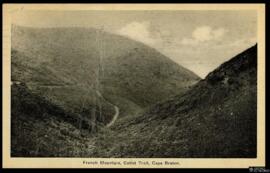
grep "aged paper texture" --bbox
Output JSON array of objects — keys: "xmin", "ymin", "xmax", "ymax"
[{"xmin": 2, "ymin": 3, "xmax": 265, "ymax": 168}]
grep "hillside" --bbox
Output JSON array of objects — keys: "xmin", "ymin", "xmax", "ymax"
[
  {"xmin": 90, "ymin": 44, "xmax": 257, "ymax": 158},
  {"xmin": 11, "ymin": 25, "xmax": 200, "ymax": 128},
  {"xmin": 11, "ymin": 83, "xmax": 97, "ymax": 156}
]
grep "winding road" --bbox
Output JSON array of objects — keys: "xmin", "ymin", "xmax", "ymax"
[{"xmin": 95, "ymin": 91, "xmax": 119, "ymax": 127}]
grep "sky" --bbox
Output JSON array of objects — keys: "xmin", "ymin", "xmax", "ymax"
[{"xmin": 11, "ymin": 10, "xmax": 257, "ymax": 78}]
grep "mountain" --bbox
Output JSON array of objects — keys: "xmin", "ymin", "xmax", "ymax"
[
  {"xmin": 11, "ymin": 25, "xmax": 200, "ymax": 129},
  {"xmin": 90, "ymin": 44, "xmax": 257, "ymax": 158}
]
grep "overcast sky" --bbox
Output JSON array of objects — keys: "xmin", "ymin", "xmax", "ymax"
[{"xmin": 12, "ymin": 10, "xmax": 257, "ymax": 78}]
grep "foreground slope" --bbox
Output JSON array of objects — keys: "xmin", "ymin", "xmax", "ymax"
[
  {"xmin": 92, "ymin": 44, "xmax": 257, "ymax": 157},
  {"xmin": 11, "ymin": 25, "xmax": 200, "ymax": 127},
  {"xmin": 11, "ymin": 83, "xmax": 96, "ymax": 156}
]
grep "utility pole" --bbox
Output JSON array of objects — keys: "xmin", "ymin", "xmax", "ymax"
[{"xmin": 98, "ymin": 26, "xmax": 105, "ymax": 122}]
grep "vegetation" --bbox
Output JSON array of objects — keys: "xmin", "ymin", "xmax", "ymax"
[
  {"xmin": 11, "ymin": 84, "xmax": 98, "ymax": 156},
  {"xmin": 11, "ymin": 25, "xmax": 257, "ymax": 157},
  {"xmin": 11, "ymin": 25, "xmax": 199, "ymax": 127},
  {"xmin": 90, "ymin": 45, "xmax": 257, "ymax": 158}
]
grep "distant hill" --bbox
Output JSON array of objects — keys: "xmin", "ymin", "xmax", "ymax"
[
  {"xmin": 91, "ymin": 45, "xmax": 257, "ymax": 158},
  {"xmin": 11, "ymin": 25, "xmax": 200, "ymax": 128}
]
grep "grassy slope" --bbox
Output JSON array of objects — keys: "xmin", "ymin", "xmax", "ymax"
[
  {"xmin": 11, "ymin": 84, "xmax": 97, "ymax": 156},
  {"xmin": 11, "ymin": 50, "xmax": 115, "ymax": 126},
  {"xmin": 11, "ymin": 25, "xmax": 200, "ymax": 124},
  {"xmin": 90, "ymin": 45, "xmax": 257, "ymax": 158}
]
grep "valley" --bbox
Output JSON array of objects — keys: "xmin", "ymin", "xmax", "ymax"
[{"xmin": 11, "ymin": 25, "xmax": 257, "ymax": 158}]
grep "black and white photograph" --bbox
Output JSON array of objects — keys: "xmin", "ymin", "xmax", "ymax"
[{"xmin": 2, "ymin": 3, "xmax": 266, "ymax": 168}]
